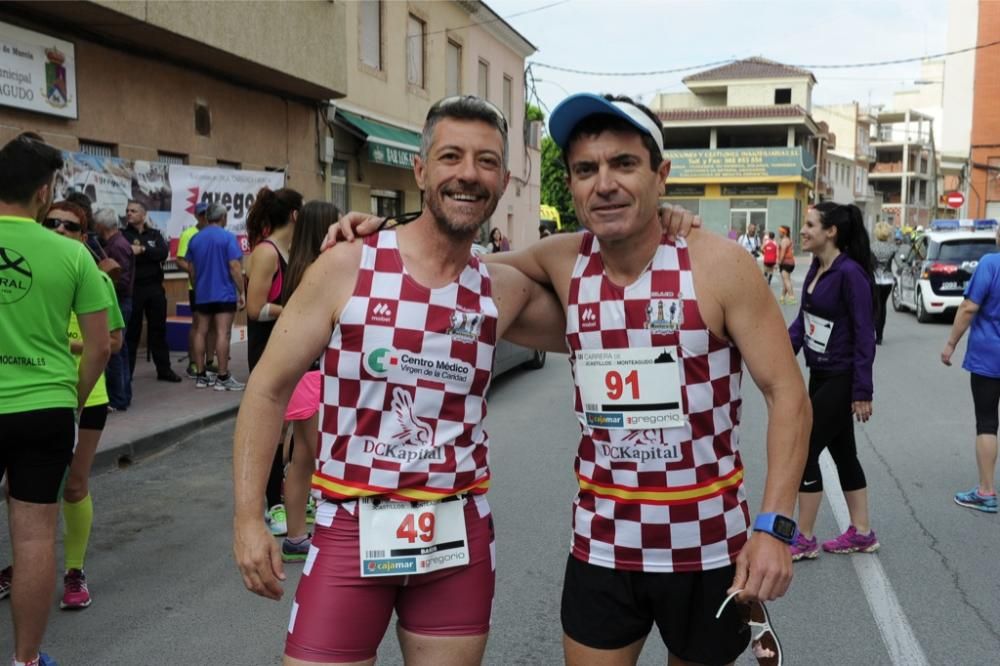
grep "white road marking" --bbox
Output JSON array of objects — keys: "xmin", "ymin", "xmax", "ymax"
[{"xmin": 820, "ymin": 453, "xmax": 930, "ymax": 666}]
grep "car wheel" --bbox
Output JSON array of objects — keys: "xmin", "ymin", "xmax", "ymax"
[
  {"xmin": 916, "ymin": 288, "xmax": 933, "ymax": 323},
  {"xmin": 522, "ymin": 350, "xmax": 546, "ymax": 370},
  {"xmin": 891, "ymin": 281, "xmax": 905, "ymax": 312}
]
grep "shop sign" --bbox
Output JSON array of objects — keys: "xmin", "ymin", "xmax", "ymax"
[
  {"xmin": 0, "ymin": 21, "xmax": 77, "ymax": 118},
  {"xmin": 368, "ymin": 142, "xmax": 417, "ymax": 169},
  {"xmin": 722, "ymin": 184, "xmax": 778, "ymax": 196},
  {"xmin": 730, "ymin": 198, "xmax": 768, "ymax": 210},
  {"xmin": 663, "ymin": 147, "xmax": 815, "ymax": 181},
  {"xmin": 665, "ymin": 185, "xmax": 705, "ymax": 197}
]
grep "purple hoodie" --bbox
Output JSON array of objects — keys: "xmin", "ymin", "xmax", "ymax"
[{"xmin": 788, "ymin": 253, "xmax": 875, "ymax": 401}]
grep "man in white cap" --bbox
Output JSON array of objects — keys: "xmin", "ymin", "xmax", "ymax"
[{"xmin": 496, "ymin": 92, "xmax": 810, "ymax": 666}]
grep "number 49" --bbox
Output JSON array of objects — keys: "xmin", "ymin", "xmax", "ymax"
[{"xmin": 396, "ymin": 512, "xmax": 435, "ymax": 543}]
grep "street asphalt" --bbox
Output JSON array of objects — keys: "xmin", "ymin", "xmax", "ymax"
[{"xmin": 3, "ymin": 266, "xmax": 999, "ymax": 665}]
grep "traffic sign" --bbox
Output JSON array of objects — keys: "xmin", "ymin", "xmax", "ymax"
[{"xmin": 946, "ymin": 191, "xmax": 965, "ymax": 209}]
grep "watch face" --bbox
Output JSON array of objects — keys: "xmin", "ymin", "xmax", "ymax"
[{"xmin": 773, "ymin": 516, "xmax": 797, "ymax": 539}]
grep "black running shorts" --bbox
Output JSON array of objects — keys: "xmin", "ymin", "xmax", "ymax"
[
  {"xmin": 79, "ymin": 403, "xmax": 108, "ymax": 431},
  {"xmin": 193, "ymin": 301, "xmax": 237, "ymax": 314},
  {"xmin": 779, "ymin": 263, "xmax": 795, "ymax": 274},
  {"xmin": 0, "ymin": 408, "xmax": 75, "ymax": 503},
  {"xmin": 561, "ymin": 555, "xmax": 750, "ymax": 664}
]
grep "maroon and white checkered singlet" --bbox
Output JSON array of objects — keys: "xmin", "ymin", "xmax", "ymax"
[
  {"xmin": 565, "ymin": 232, "xmax": 750, "ymax": 573},
  {"xmin": 312, "ymin": 231, "xmax": 497, "ymax": 503}
]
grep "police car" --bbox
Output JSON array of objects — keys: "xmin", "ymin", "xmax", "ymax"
[{"xmin": 892, "ymin": 219, "xmax": 1000, "ymax": 322}]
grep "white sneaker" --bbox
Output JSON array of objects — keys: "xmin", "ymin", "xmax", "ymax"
[{"xmin": 213, "ymin": 374, "xmax": 245, "ymax": 391}]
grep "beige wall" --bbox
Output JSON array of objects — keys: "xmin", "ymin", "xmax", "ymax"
[
  {"xmin": 727, "ymin": 79, "xmax": 812, "ymax": 109},
  {"xmin": 92, "ymin": 0, "xmax": 347, "ymax": 95},
  {"xmin": 652, "ymin": 92, "xmax": 725, "ymax": 110},
  {"xmin": 339, "ymin": 0, "xmax": 539, "ymax": 252},
  {"xmin": 0, "ymin": 31, "xmax": 326, "ymax": 200},
  {"xmin": 814, "ymin": 103, "xmax": 860, "ymax": 157}
]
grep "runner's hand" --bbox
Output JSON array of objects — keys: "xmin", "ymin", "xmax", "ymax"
[
  {"xmin": 852, "ymin": 400, "xmax": 873, "ymax": 423},
  {"xmin": 233, "ymin": 517, "xmax": 286, "ymax": 600},
  {"xmin": 941, "ymin": 341, "xmax": 956, "ymax": 366},
  {"xmin": 658, "ymin": 204, "xmax": 701, "ymax": 240},
  {"xmin": 728, "ymin": 531, "xmax": 793, "ymax": 603},
  {"xmin": 321, "ymin": 212, "xmax": 385, "ymax": 251}
]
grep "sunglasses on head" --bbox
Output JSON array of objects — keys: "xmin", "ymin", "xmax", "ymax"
[{"xmin": 43, "ymin": 217, "xmax": 83, "ymax": 232}]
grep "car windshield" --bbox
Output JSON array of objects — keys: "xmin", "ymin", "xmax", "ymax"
[{"xmin": 929, "ymin": 238, "xmax": 999, "ymax": 262}]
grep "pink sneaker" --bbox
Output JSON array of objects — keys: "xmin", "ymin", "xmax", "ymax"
[
  {"xmin": 822, "ymin": 526, "xmax": 879, "ymax": 554},
  {"xmin": 60, "ymin": 568, "xmax": 91, "ymax": 610},
  {"xmin": 789, "ymin": 533, "xmax": 819, "ymax": 561}
]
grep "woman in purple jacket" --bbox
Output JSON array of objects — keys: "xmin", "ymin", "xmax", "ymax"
[{"xmin": 787, "ymin": 202, "xmax": 877, "ymax": 561}]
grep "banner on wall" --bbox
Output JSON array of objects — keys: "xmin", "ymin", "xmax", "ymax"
[
  {"xmin": 55, "ymin": 151, "xmax": 285, "ymax": 255},
  {"xmin": 167, "ymin": 166, "xmax": 285, "ymax": 253}
]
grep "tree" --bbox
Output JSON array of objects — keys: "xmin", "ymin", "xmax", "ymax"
[
  {"xmin": 525, "ymin": 104, "xmax": 544, "ymax": 123},
  {"xmin": 540, "ymin": 136, "xmax": 577, "ymax": 231}
]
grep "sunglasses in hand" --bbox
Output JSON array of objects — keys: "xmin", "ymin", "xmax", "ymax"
[{"xmin": 716, "ymin": 589, "xmax": 784, "ymax": 666}]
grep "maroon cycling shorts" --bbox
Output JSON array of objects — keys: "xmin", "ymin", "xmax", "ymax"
[{"xmin": 284, "ymin": 495, "xmax": 496, "ymax": 663}]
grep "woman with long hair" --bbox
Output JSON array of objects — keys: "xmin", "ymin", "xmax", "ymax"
[
  {"xmin": 870, "ymin": 222, "xmax": 897, "ymax": 345},
  {"xmin": 787, "ymin": 202, "xmax": 878, "ymax": 561},
  {"xmin": 276, "ymin": 201, "xmax": 341, "ymax": 562},
  {"xmin": 778, "ymin": 225, "xmax": 796, "ymax": 304},
  {"xmin": 245, "ymin": 186, "xmax": 303, "ymax": 535},
  {"xmin": 41, "ymin": 201, "xmax": 125, "ymax": 609},
  {"xmin": 488, "ymin": 227, "xmax": 510, "ymax": 252}
]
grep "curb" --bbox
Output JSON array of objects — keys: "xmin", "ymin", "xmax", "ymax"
[{"xmin": 91, "ymin": 405, "xmax": 240, "ymax": 474}]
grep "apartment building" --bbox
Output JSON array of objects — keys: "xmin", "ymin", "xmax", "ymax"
[
  {"xmin": 650, "ymin": 57, "xmax": 820, "ymax": 243},
  {"xmin": 331, "ymin": 0, "xmax": 539, "ymax": 250},
  {"xmin": 813, "ymin": 102, "xmax": 881, "ymax": 229},
  {"xmin": 870, "ymin": 110, "xmax": 937, "ymax": 229}
]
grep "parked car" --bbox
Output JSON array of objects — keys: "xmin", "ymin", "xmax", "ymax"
[
  {"xmin": 893, "ymin": 219, "xmax": 1000, "ymax": 322},
  {"xmin": 469, "ymin": 242, "xmax": 548, "ymax": 376}
]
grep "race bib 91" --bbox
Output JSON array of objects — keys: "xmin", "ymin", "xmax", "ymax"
[{"xmin": 576, "ymin": 347, "xmax": 685, "ymax": 430}]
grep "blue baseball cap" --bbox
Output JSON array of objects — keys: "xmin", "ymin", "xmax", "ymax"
[
  {"xmin": 194, "ymin": 202, "xmax": 208, "ymax": 215},
  {"xmin": 548, "ymin": 93, "xmax": 665, "ymax": 154}
]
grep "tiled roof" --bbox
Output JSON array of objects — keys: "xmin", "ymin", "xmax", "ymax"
[
  {"xmin": 684, "ymin": 57, "xmax": 816, "ymax": 83},
  {"xmin": 658, "ymin": 105, "xmax": 810, "ymax": 122}
]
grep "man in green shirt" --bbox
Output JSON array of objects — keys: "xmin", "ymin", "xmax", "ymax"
[
  {"xmin": 0, "ymin": 133, "xmax": 111, "ymax": 666},
  {"xmin": 176, "ymin": 202, "xmax": 217, "ymax": 378}
]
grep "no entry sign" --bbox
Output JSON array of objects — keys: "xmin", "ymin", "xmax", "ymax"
[{"xmin": 946, "ymin": 191, "xmax": 965, "ymax": 209}]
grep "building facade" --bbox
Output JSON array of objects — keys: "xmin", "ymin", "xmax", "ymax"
[
  {"xmin": 651, "ymin": 58, "xmax": 820, "ymax": 244},
  {"xmin": 969, "ymin": 0, "xmax": 1000, "ymax": 219},
  {"xmin": 813, "ymin": 102, "xmax": 881, "ymax": 230},
  {"xmin": 330, "ymin": 0, "xmax": 539, "ymax": 252},
  {"xmin": 870, "ymin": 110, "xmax": 937, "ymax": 229}
]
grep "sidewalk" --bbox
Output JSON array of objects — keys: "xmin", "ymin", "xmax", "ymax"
[{"xmin": 92, "ymin": 345, "xmax": 250, "ymax": 472}]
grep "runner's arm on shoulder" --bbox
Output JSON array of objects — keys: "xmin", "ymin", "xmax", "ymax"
[
  {"xmin": 721, "ymin": 247, "xmax": 809, "ymax": 516},
  {"xmin": 483, "ymin": 233, "xmax": 577, "ymax": 287},
  {"xmin": 246, "ymin": 245, "xmax": 280, "ymax": 320},
  {"xmin": 492, "ymin": 263, "xmax": 567, "ymax": 354}
]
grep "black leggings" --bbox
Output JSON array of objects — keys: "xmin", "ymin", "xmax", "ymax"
[
  {"xmin": 800, "ymin": 371, "xmax": 867, "ymax": 493},
  {"xmin": 874, "ymin": 284, "xmax": 892, "ymax": 343},
  {"xmin": 971, "ymin": 373, "xmax": 1000, "ymax": 436}
]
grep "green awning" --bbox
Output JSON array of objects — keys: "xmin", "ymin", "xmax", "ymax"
[{"xmin": 338, "ymin": 110, "xmax": 421, "ymax": 169}]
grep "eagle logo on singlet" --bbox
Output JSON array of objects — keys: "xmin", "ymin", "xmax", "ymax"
[
  {"xmin": 0, "ymin": 248, "xmax": 32, "ymax": 305},
  {"xmin": 391, "ymin": 387, "xmax": 433, "ymax": 447}
]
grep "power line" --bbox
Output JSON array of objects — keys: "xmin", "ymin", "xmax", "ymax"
[
  {"xmin": 529, "ymin": 38, "xmax": 1000, "ymax": 78},
  {"xmin": 414, "ymin": 0, "xmax": 570, "ymax": 41}
]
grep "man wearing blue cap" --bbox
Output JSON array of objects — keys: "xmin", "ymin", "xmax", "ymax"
[
  {"xmin": 176, "ymin": 201, "xmax": 218, "ymax": 379},
  {"xmin": 486, "ymin": 93, "xmax": 810, "ymax": 665}
]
